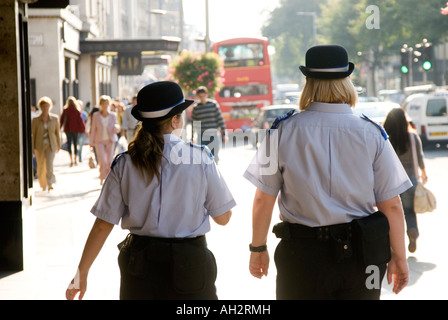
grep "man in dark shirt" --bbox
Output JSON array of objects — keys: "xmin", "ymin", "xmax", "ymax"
[{"xmin": 192, "ymin": 86, "xmax": 226, "ymax": 162}]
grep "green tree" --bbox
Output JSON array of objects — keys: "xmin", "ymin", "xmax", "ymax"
[
  {"xmin": 322, "ymin": 0, "xmax": 448, "ymax": 57},
  {"xmin": 318, "ymin": 0, "xmax": 361, "ymax": 61},
  {"xmin": 262, "ymin": 0, "xmax": 322, "ymax": 81},
  {"xmin": 168, "ymin": 50, "xmax": 224, "ymax": 97},
  {"xmin": 265, "ymin": 0, "xmax": 448, "ymax": 83}
]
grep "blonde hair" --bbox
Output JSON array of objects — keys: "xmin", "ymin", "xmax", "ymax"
[
  {"xmin": 64, "ymin": 96, "xmax": 81, "ymax": 111},
  {"xmin": 299, "ymin": 77, "xmax": 358, "ymax": 111},
  {"xmin": 38, "ymin": 96, "xmax": 53, "ymax": 110},
  {"xmin": 99, "ymin": 95, "xmax": 111, "ymax": 106}
]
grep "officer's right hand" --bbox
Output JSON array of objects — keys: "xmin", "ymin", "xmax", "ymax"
[
  {"xmin": 66, "ymin": 272, "xmax": 87, "ymax": 300},
  {"xmin": 249, "ymin": 251, "xmax": 269, "ymax": 279}
]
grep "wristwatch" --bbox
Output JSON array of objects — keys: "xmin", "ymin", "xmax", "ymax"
[{"xmin": 249, "ymin": 244, "xmax": 267, "ymax": 252}]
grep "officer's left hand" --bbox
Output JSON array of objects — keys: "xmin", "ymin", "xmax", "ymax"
[{"xmin": 249, "ymin": 251, "xmax": 269, "ymax": 279}]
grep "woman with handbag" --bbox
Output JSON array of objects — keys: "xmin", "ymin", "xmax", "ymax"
[
  {"xmin": 60, "ymin": 97, "xmax": 86, "ymax": 167},
  {"xmin": 384, "ymin": 107, "xmax": 428, "ymax": 253},
  {"xmin": 32, "ymin": 97, "xmax": 61, "ymax": 191},
  {"xmin": 89, "ymin": 95, "xmax": 120, "ymax": 185}
]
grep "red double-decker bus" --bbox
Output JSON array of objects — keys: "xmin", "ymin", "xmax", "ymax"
[{"xmin": 212, "ymin": 37, "xmax": 273, "ymax": 131}]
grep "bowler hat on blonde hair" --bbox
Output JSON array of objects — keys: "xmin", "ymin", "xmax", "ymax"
[
  {"xmin": 131, "ymin": 81, "xmax": 194, "ymax": 122},
  {"xmin": 299, "ymin": 45, "xmax": 354, "ymax": 79}
]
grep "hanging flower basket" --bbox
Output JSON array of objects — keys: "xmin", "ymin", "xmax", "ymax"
[{"xmin": 168, "ymin": 50, "xmax": 225, "ymax": 97}]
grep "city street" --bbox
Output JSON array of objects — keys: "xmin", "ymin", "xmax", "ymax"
[
  {"xmin": 209, "ymin": 144, "xmax": 448, "ymax": 300},
  {"xmin": 0, "ymin": 140, "xmax": 447, "ymax": 300}
]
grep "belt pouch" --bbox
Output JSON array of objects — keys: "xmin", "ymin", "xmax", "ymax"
[
  {"xmin": 172, "ymin": 240, "xmax": 207, "ymax": 294},
  {"xmin": 330, "ymin": 225, "xmax": 353, "ymax": 263},
  {"xmin": 118, "ymin": 238, "xmax": 149, "ymax": 278},
  {"xmin": 352, "ymin": 211, "xmax": 391, "ymax": 266},
  {"xmin": 272, "ymin": 222, "xmax": 291, "ymax": 239}
]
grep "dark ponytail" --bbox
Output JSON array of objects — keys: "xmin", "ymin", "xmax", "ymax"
[{"xmin": 128, "ymin": 119, "xmax": 170, "ymax": 184}]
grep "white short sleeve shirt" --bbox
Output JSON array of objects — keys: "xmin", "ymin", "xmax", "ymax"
[
  {"xmin": 244, "ymin": 102, "xmax": 412, "ymax": 227},
  {"xmin": 91, "ymin": 134, "xmax": 236, "ymax": 237}
]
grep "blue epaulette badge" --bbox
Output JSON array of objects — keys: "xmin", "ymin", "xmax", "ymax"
[
  {"xmin": 111, "ymin": 151, "xmax": 128, "ymax": 169},
  {"xmin": 189, "ymin": 142, "xmax": 214, "ymax": 160},
  {"xmin": 361, "ymin": 114, "xmax": 388, "ymax": 140},
  {"xmin": 268, "ymin": 109, "xmax": 296, "ymax": 135}
]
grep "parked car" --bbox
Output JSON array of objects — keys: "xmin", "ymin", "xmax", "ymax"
[
  {"xmin": 250, "ymin": 104, "xmax": 299, "ymax": 147},
  {"xmin": 353, "ymin": 101, "xmax": 399, "ymax": 124}
]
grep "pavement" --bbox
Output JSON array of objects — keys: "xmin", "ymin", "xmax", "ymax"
[
  {"xmin": 1, "ymin": 142, "xmax": 448, "ymax": 301},
  {"xmin": 0, "ymin": 147, "xmax": 128, "ymax": 300}
]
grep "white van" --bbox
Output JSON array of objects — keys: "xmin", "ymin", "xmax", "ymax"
[{"xmin": 403, "ymin": 92, "xmax": 448, "ymax": 148}]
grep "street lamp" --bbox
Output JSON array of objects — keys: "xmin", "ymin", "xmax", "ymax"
[
  {"xmin": 150, "ymin": 1, "xmax": 184, "ymax": 51},
  {"xmin": 205, "ymin": 0, "xmax": 210, "ymax": 52},
  {"xmin": 193, "ymin": 0, "xmax": 211, "ymax": 53},
  {"xmin": 296, "ymin": 12, "xmax": 317, "ymax": 46}
]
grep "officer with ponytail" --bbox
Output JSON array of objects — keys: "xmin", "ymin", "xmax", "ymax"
[{"xmin": 66, "ymin": 81, "xmax": 235, "ymax": 300}]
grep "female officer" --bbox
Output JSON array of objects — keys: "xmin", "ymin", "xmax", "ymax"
[
  {"xmin": 244, "ymin": 45, "xmax": 412, "ymax": 299},
  {"xmin": 66, "ymin": 81, "xmax": 235, "ymax": 300}
]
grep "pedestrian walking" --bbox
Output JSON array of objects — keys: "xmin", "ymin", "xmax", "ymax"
[
  {"xmin": 384, "ymin": 107, "xmax": 428, "ymax": 253},
  {"xmin": 32, "ymin": 96, "xmax": 61, "ymax": 192},
  {"xmin": 121, "ymin": 95, "xmax": 138, "ymax": 143},
  {"xmin": 77, "ymin": 99, "xmax": 88, "ymax": 162},
  {"xmin": 192, "ymin": 86, "xmax": 226, "ymax": 163},
  {"xmin": 89, "ymin": 95, "xmax": 120, "ymax": 185},
  {"xmin": 66, "ymin": 81, "xmax": 235, "ymax": 300},
  {"xmin": 60, "ymin": 97, "xmax": 85, "ymax": 167},
  {"xmin": 244, "ymin": 45, "xmax": 412, "ymax": 299}
]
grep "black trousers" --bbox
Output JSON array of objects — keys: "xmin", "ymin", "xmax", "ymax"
[
  {"xmin": 274, "ymin": 224, "xmax": 387, "ymax": 300},
  {"xmin": 118, "ymin": 234, "xmax": 218, "ymax": 300}
]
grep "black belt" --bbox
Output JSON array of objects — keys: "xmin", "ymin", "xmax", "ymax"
[
  {"xmin": 131, "ymin": 234, "xmax": 205, "ymax": 243},
  {"xmin": 118, "ymin": 233, "xmax": 206, "ymax": 250},
  {"xmin": 118, "ymin": 234, "xmax": 208, "ymax": 263},
  {"xmin": 273, "ymin": 221, "xmax": 354, "ymax": 241}
]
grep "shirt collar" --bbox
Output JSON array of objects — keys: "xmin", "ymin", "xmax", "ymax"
[
  {"xmin": 308, "ymin": 102, "xmax": 353, "ymax": 114},
  {"xmin": 163, "ymin": 133, "xmax": 183, "ymax": 144}
]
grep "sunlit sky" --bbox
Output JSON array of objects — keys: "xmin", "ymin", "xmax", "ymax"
[{"xmin": 183, "ymin": 0, "xmax": 280, "ymax": 41}]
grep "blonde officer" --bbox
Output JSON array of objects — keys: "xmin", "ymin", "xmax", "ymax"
[
  {"xmin": 66, "ymin": 81, "xmax": 235, "ymax": 300},
  {"xmin": 244, "ymin": 45, "xmax": 412, "ymax": 300}
]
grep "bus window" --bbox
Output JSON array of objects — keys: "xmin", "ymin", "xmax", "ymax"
[
  {"xmin": 219, "ymin": 84, "xmax": 269, "ymax": 98},
  {"xmin": 218, "ymin": 43, "xmax": 265, "ymax": 68},
  {"xmin": 426, "ymin": 99, "xmax": 447, "ymax": 117}
]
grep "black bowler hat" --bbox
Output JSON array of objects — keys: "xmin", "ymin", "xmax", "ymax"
[
  {"xmin": 131, "ymin": 81, "xmax": 194, "ymax": 122},
  {"xmin": 299, "ymin": 45, "xmax": 355, "ymax": 79}
]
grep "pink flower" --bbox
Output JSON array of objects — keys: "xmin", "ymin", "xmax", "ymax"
[{"xmin": 442, "ymin": 2, "xmax": 448, "ymax": 15}]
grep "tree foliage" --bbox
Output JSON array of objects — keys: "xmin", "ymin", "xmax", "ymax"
[
  {"xmin": 262, "ymin": 0, "xmax": 321, "ymax": 81},
  {"xmin": 168, "ymin": 50, "xmax": 224, "ymax": 97},
  {"xmin": 263, "ymin": 0, "xmax": 448, "ymax": 81}
]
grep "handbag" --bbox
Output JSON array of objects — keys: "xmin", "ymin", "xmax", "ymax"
[
  {"xmin": 414, "ymin": 181, "xmax": 436, "ymax": 213},
  {"xmin": 88, "ymin": 147, "xmax": 97, "ymax": 169},
  {"xmin": 61, "ymin": 142, "xmax": 69, "ymax": 152},
  {"xmin": 410, "ymin": 132, "xmax": 436, "ymax": 213}
]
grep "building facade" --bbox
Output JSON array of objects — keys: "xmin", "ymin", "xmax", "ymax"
[
  {"xmin": 28, "ymin": 0, "xmax": 183, "ymax": 114},
  {"xmin": 0, "ymin": 0, "xmax": 186, "ymax": 272}
]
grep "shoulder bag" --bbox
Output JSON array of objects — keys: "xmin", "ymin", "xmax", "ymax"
[{"xmin": 410, "ymin": 132, "xmax": 436, "ymax": 213}]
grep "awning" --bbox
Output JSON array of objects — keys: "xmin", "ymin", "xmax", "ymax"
[
  {"xmin": 29, "ymin": 0, "xmax": 69, "ymax": 9},
  {"xmin": 80, "ymin": 37, "xmax": 180, "ymax": 55}
]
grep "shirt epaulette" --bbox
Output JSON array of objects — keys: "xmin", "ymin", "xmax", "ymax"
[
  {"xmin": 361, "ymin": 114, "xmax": 388, "ymax": 140},
  {"xmin": 268, "ymin": 109, "xmax": 297, "ymax": 134},
  {"xmin": 189, "ymin": 142, "xmax": 214, "ymax": 160},
  {"xmin": 111, "ymin": 151, "xmax": 128, "ymax": 169}
]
